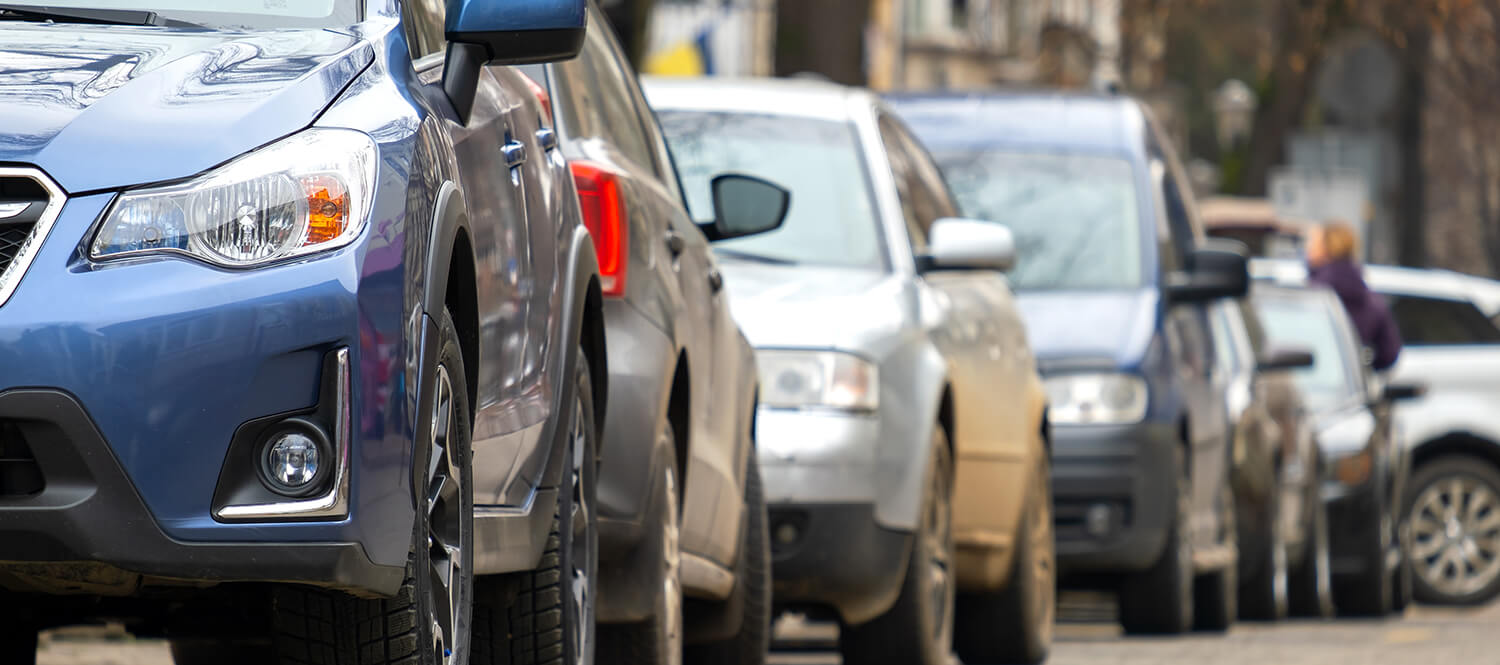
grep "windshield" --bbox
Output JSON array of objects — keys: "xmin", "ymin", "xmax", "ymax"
[
  {"xmin": 929, "ymin": 150, "xmax": 1143, "ymax": 291},
  {"xmin": 1252, "ymin": 294, "xmax": 1355, "ymax": 409},
  {"xmin": 0, "ymin": 1, "xmax": 358, "ymax": 28},
  {"xmin": 656, "ymin": 111, "xmax": 885, "ymax": 270}
]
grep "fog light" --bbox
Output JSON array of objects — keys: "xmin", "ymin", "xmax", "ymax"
[
  {"xmin": 257, "ymin": 422, "xmax": 331, "ymax": 497},
  {"xmin": 1085, "ymin": 503, "xmax": 1113, "ymax": 538},
  {"xmin": 1334, "ymin": 450, "xmax": 1373, "ymax": 488}
]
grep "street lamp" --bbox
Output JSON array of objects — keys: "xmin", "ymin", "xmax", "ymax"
[{"xmin": 1214, "ymin": 78, "xmax": 1257, "ymax": 151}]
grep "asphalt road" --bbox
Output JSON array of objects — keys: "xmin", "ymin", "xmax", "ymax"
[{"xmin": 34, "ymin": 592, "xmax": 1500, "ymax": 665}]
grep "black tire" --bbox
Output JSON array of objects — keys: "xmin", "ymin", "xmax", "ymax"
[
  {"xmin": 1119, "ymin": 446, "xmax": 1194, "ymax": 635},
  {"xmin": 954, "ymin": 453, "xmax": 1054, "ymax": 665},
  {"xmin": 474, "ymin": 346, "xmax": 599, "ymax": 665},
  {"xmin": 2, "ymin": 624, "xmax": 35, "ymax": 665},
  {"xmin": 1287, "ymin": 491, "xmax": 1335, "ymax": 618},
  {"xmin": 1239, "ymin": 490, "xmax": 1289, "ymax": 621},
  {"xmin": 271, "ymin": 307, "xmax": 475, "ymax": 665},
  {"xmin": 683, "ymin": 455, "xmax": 769, "ymax": 665},
  {"xmin": 599, "ymin": 423, "xmax": 682, "ymax": 665},
  {"xmin": 1193, "ymin": 484, "xmax": 1237, "ymax": 632},
  {"xmin": 1405, "ymin": 456, "xmax": 1500, "ymax": 606},
  {"xmin": 840, "ymin": 430, "xmax": 954, "ymax": 665},
  {"xmin": 1334, "ymin": 495, "xmax": 1393, "ymax": 617},
  {"xmin": 169, "ymin": 640, "xmax": 273, "ymax": 665}
]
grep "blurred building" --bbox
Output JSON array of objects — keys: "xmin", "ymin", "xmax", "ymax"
[{"xmin": 641, "ymin": 0, "xmax": 1122, "ymax": 91}]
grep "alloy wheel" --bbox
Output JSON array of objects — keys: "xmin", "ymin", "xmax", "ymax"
[
  {"xmin": 427, "ymin": 365, "xmax": 469, "ymax": 665},
  {"xmin": 568, "ymin": 395, "xmax": 597, "ymax": 664},
  {"xmin": 1031, "ymin": 476, "xmax": 1056, "ymax": 645},
  {"xmin": 926, "ymin": 463, "xmax": 954, "ymax": 643},
  {"xmin": 1410, "ymin": 476, "xmax": 1500, "ymax": 598},
  {"xmin": 661, "ymin": 465, "xmax": 683, "ymax": 665}
]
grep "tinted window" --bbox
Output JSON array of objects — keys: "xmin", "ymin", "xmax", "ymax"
[
  {"xmin": 1157, "ymin": 162, "xmax": 1195, "ymax": 268},
  {"xmin": 879, "ymin": 115, "xmax": 936, "ymax": 252},
  {"xmin": 657, "ymin": 111, "xmax": 885, "ymax": 270},
  {"xmin": 1253, "ymin": 294, "xmax": 1358, "ymax": 409},
  {"xmin": 1386, "ymin": 294, "xmax": 1500, "ymax": 346},
  {"xmin": 568, "ymin": 14, "xmax": 656, "ymax": 169},
  {"xmin": 932, "ymin": 150, "xmax": 1143, "ymax": 291}
]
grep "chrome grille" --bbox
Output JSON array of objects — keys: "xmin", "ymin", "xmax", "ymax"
[{"xmin": 0, "ymin": 168, "xmax": 64, "ymax": 307}]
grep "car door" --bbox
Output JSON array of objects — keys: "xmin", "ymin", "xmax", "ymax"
[
  {"xmin": 401, "ymin": 1, "xmax": 544, "ymax": 506},
  {"xmin": 1151, "ymin": 138, "xmax": 1232, "ymax": 547}
]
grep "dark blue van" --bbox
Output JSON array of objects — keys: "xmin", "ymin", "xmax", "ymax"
[
  {"xmin": 0, "ymin": 2, "xmax": 607, "ymax": 664},
  {"xmin": 890, "ymin": 91, "xmax": 1250, "ymax": 635}
]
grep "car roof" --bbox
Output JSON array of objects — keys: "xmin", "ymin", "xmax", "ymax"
[
  {"xmin": 1251, "ymin": 257, "xmax": 1500, "ymax": 314},
  {"xmin": 641, "ymin": 76, "xmax": 873, "ymax": 123},
  {"xmin": 882, "ymin": 90, "xmax": 1148, "ymax": 157}
]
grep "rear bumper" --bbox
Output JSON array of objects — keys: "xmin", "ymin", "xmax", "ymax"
[
  {"xmin": 0, "ymin": 390, "xmax": 401, "ymax": 596},
  {"xmin": 1051, "ymin": 420, "xmax": 1178, "ymax": 574},
  {"xmin": 766, "ymin": 503, "xmax": 912, "ymax": 626}
]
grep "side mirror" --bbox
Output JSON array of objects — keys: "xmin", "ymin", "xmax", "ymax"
[
  {"xmin": 444, "ymin": 0, "xmax": 587, "ymax": 122},
  {"xmin": 1257, "ymin": 345, "xmax": 1314, "ymax": 372},
  {"xmin": 1167, "ymin": 239, "xmax": 1249, "ymax": 303},
  {"xmin": 921, "ymin": 218, "xmax": 1016, "ymax": 273},
  {"xmin": 1382, "ymin": 382, "xmax": 1426, "ymax": 402},
  {"xmin": 703, "ymin": 174, "xmax": 789, "ymax": 242}
]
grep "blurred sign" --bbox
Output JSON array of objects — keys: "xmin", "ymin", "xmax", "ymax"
[{"xmin": 1268, "ymin": 166, "xmax": 1369, "ymax": 232}]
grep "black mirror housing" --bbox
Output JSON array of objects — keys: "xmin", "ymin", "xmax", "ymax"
[
  {"xmin": 702, "ymin": 174, "xmax": 789, "ymax": 242},
  {"xmin": 1257, "ymin": 345, "xmax": 1315, "ymax": 372},
  {"xmin": 1167, "ymin": 239, "xmax": 1250, "ymax": 304}
]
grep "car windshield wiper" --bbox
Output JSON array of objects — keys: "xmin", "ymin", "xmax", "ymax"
[
  {"xmin": 0, "ymin": 4, "xmax": 171, "ymax": 26},
  {"xmin": 713, "ymin": 248, "xmax": 799, "ymax": 266}
]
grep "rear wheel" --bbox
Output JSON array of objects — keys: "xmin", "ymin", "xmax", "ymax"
[
  {"xmin": 1239, "ymin": 491, "xmax": 1289, "ymax": 621},
  {"xmin": 1119, "ymin": 446, "xmax": 1194, "ymax": 635},
  {"xmin": 1287, "ymin": 491, "xmax": 1335, "ymax": 618},
  {"xmin": 953, "ymin": 453, "xmax": 1054, "ymax": 665},
  {"xmin": 1406, "ymin": 456, "xmax": 1500, "ymax": 606},
  {"xmin": 599, "ymin": 424, "xmax": 683, "ymax": 665},
  {"xmin": 271, "ymin": 307, "xmax": 474, "ymax": 665},
  {"xmin": 473, "ymin": 346, "xmax": 598, "ymax": 665},
  {"xmin": 683, "ymin": 456, "xmax": 769, "ymax": 665},
  {"xmin": 169, "ymin": 640, "xmax": 273, "ymax": 665},
  {"xmin": 840, "ymin": 429, "xmax": 954, "ymax": 665}
]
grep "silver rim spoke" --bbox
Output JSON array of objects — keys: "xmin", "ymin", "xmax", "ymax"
[
  {"xmin": 1411, "ymin": 474, "xmax": 1500, "ymax": 596},
  {"xmin": 425, "ymin": 365, "xmax": 463, "ymax": 664}
]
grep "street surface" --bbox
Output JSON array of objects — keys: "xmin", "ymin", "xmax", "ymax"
[{"xmin": 36, "ymin": 592, "xmax": 1500, "ymax": 665}]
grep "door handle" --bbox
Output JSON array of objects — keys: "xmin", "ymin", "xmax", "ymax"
[
  {"xmin": 503, "ymin": 139, "xmax": 526, "ymax": 168},
  {"xmin": 665, "ymin": 230, "xmax": 685, "ymax": 256},
  {"xmin": 707, "ymin": 269, "xmax": 724, "ymax": 293},
  {"xmin": 536, "ymin": 127, "xmax": 558, "ymax": 152}
]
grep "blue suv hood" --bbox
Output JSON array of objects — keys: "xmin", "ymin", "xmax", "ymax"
[
  {"xmin": 1015, "ymin": 288, "xmax": 1159, "ymax": 369},
  {"xmin": 0, "ymin": 24, "xmax": 372, "ymax": 193}
]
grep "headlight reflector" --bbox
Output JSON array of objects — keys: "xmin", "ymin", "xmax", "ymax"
[
  {"xmin": 1045, "ymin": 373, "xmax": 1148, "ymax": 424},
  {"xmin": 758, "ymin": 350, "xmax": 878, "ymax": 412},
  {"xmin": 92, "ymin": 129, "xmax": 377, "ymax": 267}
]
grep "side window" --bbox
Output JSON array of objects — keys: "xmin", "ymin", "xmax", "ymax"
[
  {"xmin": 401, "ymin": 0, "xmax": 446, "ymax": 60},
  {"xmin": 1156, "ymin": 161, "xmax": 1195, "ymax": 268},
  {"xmin": 573, "ymin": 14, "xmax": 657, "ymax": 170},
  {"xmin": 1147, "ymin": 160, "xmax": 1181, "ymax": 273},
  {"xmin": 878, "ymin": 114, "xmax": 928, "ymax": 252},
  {"xmin": 1386, "ymin": 295, "xmax": 1500, "ymax": 346},
  {"xmin": 895, "ymin": 120, "xmax": 961, "ymax": 224}
]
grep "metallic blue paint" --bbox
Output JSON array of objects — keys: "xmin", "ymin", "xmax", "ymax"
[
  {"xmin": 446, "ymin": 0, "xmax": 586, "ymax": 35},
  {"xmin": 0, "ymin": 4, "xmax": 594, "ymax": 595}
]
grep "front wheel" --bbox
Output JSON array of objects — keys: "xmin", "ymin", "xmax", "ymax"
[
  {"xmin": 839, "ymin": 428, "xmax": 955, "ymax": 665},
  {"xmin": 599, "ymin": 424, "xmax": 683, "ymax": 665},
  {"xmin": 1239, "ymin": 490, "xmax": 1289, "ymax": 621},
  {"xmin": 271, "ymin": 307, "xmax": 476, "ymax": 665},
  {"xmin": 1119, "ymin": 446, "xmax": 1194, "ymax": 635},
  {"xmin": 1287, "ymin": 490, "xmax": 1334, "ymax": 618},
  {"xmin": 1193, "ymin": 485, "xmax": 1237, "ymax": 632},
  {"xmin": 1406, "ymin": 456, "xmax": 1500, "ymax": 606},
  {"xmin": 1335, "ymin": 497, "xmax": 1393, "ymax": 617},
  {"xmin": 473, "ymin": 346, "xmax": 598, "ymax": 665}
]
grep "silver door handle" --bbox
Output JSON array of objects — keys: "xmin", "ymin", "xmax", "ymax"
[
  {"xmin": 503, "ymin": 139, "xmax": 526, "ymax": 168},
  {"xmin": 536, "ymin": 127, "xmax": 558, "ymax": 151}
]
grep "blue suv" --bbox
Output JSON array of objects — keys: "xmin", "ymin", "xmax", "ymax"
[
  {"xmin": 0, "ymin": 2, "xmax": 607, "ymax": 664},
  {"xmin": 891, "ymin": 91, "xmax": 1251, "ymax": 635}
]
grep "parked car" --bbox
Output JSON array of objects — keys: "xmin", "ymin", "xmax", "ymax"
[
  {"xmin": 1254, "ymin": 260, "xmax": 1500, "ymax": 605},
  {"xmin": 647, "ymin": 77, "xmax": 1054, "ymax": 665},
  {"xmin": 1248, "ymin": 282, "xmax": 1421, "ymax": 616},
  {"xmin": 518, "ymin": 7, "xmax": 788, "ymax": 664},
  {"xmin": 890, "ymin": 91, "xmax": 1250, "ymax": 635},
  {"xmin": 1208, "ymin": 300, "xmax": 1335, "ymax": 619},
  {"xmin": 0, "ymin": 3, "xmax": 606, "ymax": 665}
]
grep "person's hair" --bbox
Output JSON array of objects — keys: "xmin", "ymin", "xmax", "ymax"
[{"xmin": 1319, "ymin": 220, "xmax": 1359, "ymax": 261}]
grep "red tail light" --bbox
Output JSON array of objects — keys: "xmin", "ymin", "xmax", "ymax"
[
  {"xmin": 571, "ymin": 161, "xmax": 628, "ymax": 297},
  {"xmin": 521, "ymin": 72, "xmax": 553, "ymax": 124}
]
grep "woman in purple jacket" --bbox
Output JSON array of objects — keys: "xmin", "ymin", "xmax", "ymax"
[{"xmin": 1305, "ymin": 221, "xmax": 1403, "ymax": 371}]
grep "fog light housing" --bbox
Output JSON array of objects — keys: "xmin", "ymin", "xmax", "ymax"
[{"xmin": 257, "ymin": 421, "xmax": 331, "ymax": 497}]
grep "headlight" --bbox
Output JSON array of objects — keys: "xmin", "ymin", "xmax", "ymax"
[
  {"xmin": 92, "ymin": 129, "xmax": 377, "ymax": 267},
  {"xmin": 1045, "ymin": 373, "xmax": 1148, "ymax": 424},
  {"xmin": 758, "ymin": 350, "xmax": 878, "ymax": 412}
]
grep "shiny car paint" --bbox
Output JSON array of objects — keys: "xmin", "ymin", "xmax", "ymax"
[{"xmin": 0, "ymin": 1, "xmax": 599, "ymax": 599}]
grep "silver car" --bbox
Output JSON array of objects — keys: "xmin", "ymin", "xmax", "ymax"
[{"xmin": 647, "ymin": 77, "xmax": 1052, "ymax": 665}]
